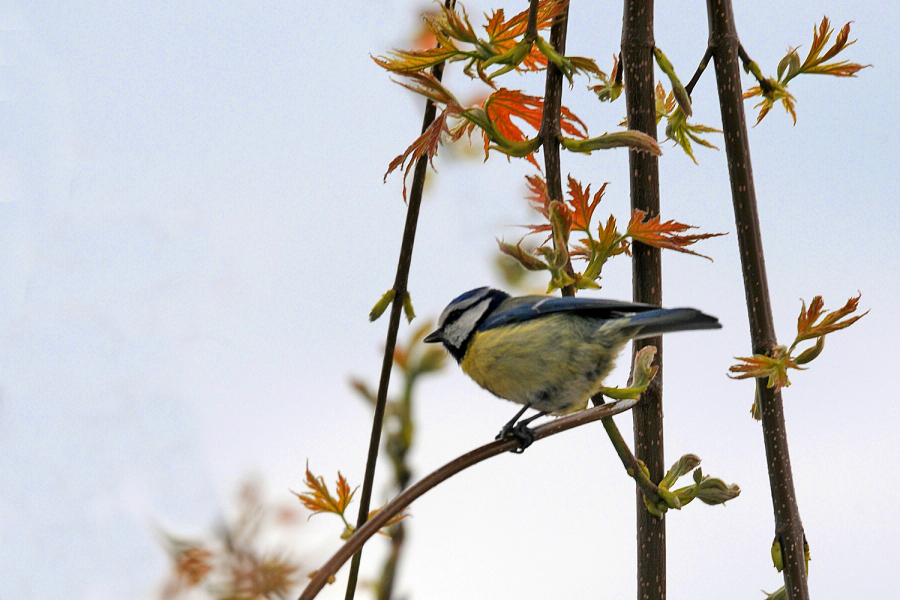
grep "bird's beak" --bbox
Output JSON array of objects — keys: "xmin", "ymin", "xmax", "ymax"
[{"xmin": 423, "ymin": 330, "xmax": 442, "ymax": 343}]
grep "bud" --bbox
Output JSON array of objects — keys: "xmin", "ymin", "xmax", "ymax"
[
  {"xmin": 369, "ymin": 289, "xmax": 396, "ymax": 322},
  {"xmin": 562, "ymin": 131, "xmax": 662, "ymax": 155},
  {"xmin": 653, "ymin": 47, "xmax": 692, "ymax": 116},
  {"xmin": 696, "ymin": 477, "xmax": 741, "ymax": 505},
  {"xmin": 497, "ymin": 240, "xmax": 548, "ymax": 271},
  {"xmin": 794, "ymin": 335, "xmax": 825, "ymax": 365},
  {"xmin": 401, "ymin": 290, "xmax": 416, "ymax": 323}
]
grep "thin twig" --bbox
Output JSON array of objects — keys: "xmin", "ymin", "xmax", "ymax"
[
  {"xmin": 593, "ymin": 397, "xmax": 662, "ymax": 504},
  {"xmin": 299, "ymin": 400, "xmax": 638, "ymax": 600},
  {"xmin": 705, "ymin": 0, "xmax": 809, "ymax": 598},
  {"xmin": 342, "ymin": 18, "xmax": 451, "ymax": 600},
  {"xmin": 685, "ymin": 47, "xmax": 713, "ymax": 96}
]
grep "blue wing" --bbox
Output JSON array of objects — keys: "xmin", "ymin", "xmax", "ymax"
[{"xmin": 479, "ymin": 295, "xmax": 660, "ymax": 331}]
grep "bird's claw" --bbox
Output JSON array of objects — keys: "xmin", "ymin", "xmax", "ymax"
[{"xmin": 496, "ymin": 422, "xmax": 537, "ymax": 453}]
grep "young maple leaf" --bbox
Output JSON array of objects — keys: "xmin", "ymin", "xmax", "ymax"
[
  {"xmin": 625, "ymin": 210, "xmax": 725, "ymax": 259},
  {"xmin": 565, "ymin": 175, "xmax": 606, "ymax": 233},
  {"xmin": 744, "ymin": 17, "xmax": 869, "ymax": 125},
  {"xmin": 743, "ymin": 79, "xmax": 797, "ymax": 126},
  {"xmin": 523, "ymin": 173, "xmax": 552, "ymax": 231},
  {"xmin": 797, "ymin": 18, "xmax": 869, "ymax": 78},
  {"xmin": 794, "ymin": 294, "xmax": 867, "ymax": 344},
  {"xmin": 482, "ymin": 0, "xmax": 565, "ymax": 72},
  {"xmin": 589, "ymin": 54, "xmax": 623, "ymax": 102},
  {"xmin": 294, "ymin": 463, "xmax": 356, "ymax": 518},
  {"xmin": 651, "ymin": 82, "xmax": 721, "ymax": 163},
  {"xmin": 730, "ymin": 294, "xmax": 866, "ymax": 412},
  {"xmin": 381, "ymin": 73, "xmax": 466, "ymax": 200},
  {"xmin": 729, "ymin": 347, "xmax": 798, "ymax": 391},
  {"xmin": 482, "ymin": 89, "xmax": 587, "ymax": 164}
]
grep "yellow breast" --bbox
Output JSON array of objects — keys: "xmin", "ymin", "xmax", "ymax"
[{"xmin": 460, "ymin": 314, "xmax": 625, "ymax": 415}]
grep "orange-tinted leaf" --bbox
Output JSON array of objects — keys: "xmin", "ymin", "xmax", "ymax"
[
  {"xmin": 484, "ymin": 89, "xmax": 586, "ymax": 144},
  {"xmin": 384, "ymin": 109, "xmax": 451, "ymax": 201},
  {"xmin": 294, "ymin": 463, "xmax": 356, "ymax": 517},
  {"xmin": 596, "ymin": 215, "xmax": 626, "ymax": 257},
  {"xmin": 625, "ymin": 210, "xmax": 725, "ymax": 259},
  {"xmin": 744, "ymin": 79, "xmax": 797, "ymax": 126},
  {"xmin": 373, "ymin": 46, "xmax": 460, "ymax": 73},
  {"xmin": 793, "ymin": 17, "xmax": 869, "ymax": 80},
  {"xmin": 589, "ymin": 55, "xmax": 623, "ymax": 102},
  {"xmin": 728, "ymin": 352, "xmax": 798, "ymax": 391},
  {"xmin": 173, "ymin": 546, "xmax": 214, "ymax": 586},
  {"xmin": 432, "ymin": 2, "xmax": 479, "ymax": 45},
  {"xmin": 484, "ymin": 0, "xmax": 565, "ymax": 71},
  {"xmin": 565, "ymin": 176, "xmax": 606, "ymax": 232},
  {"xmin": 796, "ymin": 294, "xmax": 867, "ymax": 342}
]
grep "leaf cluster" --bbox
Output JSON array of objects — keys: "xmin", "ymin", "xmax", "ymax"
[
  {"xmin": 294, "ymin": 464, "xmax": 408, "ymax": 542},
  {"xmin": 729, "ymin": 294, "xmax": 867, "ymax": 416},
  {"xmin": 156, "ymin": 480, "xmax": 304, "ymax": 600},
  {"xmin": 499, "ymin": 174, "xmax": 725, "ymax": 291},
  {"xmin": 643, "ymin": 454, "xmax": 741, "ymax": 517},
  {"xmin": 375, "ymin": 0, "xmax": 661, "ymax": 199},
  {"xmin": 653, "ymin": 83, "xmax": 721, "ymax": 165},
  {"xmin": 743, "ymin": 17, "xmax": 870, "ymax": 125},
  {"xmin": 599, "ymin": 57, "xmax": 720, "ymax": 164}
]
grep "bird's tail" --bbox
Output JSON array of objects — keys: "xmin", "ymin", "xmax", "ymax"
[{"xmin": 625, "ymin": 308, "xmax": 721, "ymax": 339}]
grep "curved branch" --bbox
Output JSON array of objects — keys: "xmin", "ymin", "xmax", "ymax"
[{"xmin": 298, "ymin": 399, "xmax": 637, "ymax": 600}]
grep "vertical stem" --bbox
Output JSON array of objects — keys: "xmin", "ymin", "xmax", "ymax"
[
  {"xmin": 536, "ymin": 0, "xmax": 576, "ymax": 297},
  {"xmin": 704, "ymin": 1, "xmax": 809, "ymax": 598},
  {"xmin": 621, "ymin": 1, "xmax": 664, "ymax": 599},
  {"xmin": 539, "ymin": 0, "xmax": 569, "ymax": 203},
  {"xmin": 343, "ymin": 56, "xmax": 447, "ymax": 600}
]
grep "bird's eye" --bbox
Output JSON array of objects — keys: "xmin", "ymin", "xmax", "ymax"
[{"xmin": 446, "ymin": 308, "xmax": 464, "ymax": 323}]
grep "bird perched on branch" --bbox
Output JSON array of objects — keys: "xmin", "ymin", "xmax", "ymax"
[{"xmin": 424, "ymin": 287, "xmax": 721, "ymax": 452}]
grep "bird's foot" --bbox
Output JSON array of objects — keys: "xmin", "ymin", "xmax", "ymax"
[{"xmin": 495, "ymin": 422, "xmax": 537, "ymax": 454}]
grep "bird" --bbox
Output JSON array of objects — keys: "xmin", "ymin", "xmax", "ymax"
[{"xmin": 423, "ymin": 287, "xmax": 721, "ymax": 451}]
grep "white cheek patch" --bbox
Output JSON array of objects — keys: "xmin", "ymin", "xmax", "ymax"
[{"xmin": 443, "ymin": 297, "xmax": 494, "ymax": 348}]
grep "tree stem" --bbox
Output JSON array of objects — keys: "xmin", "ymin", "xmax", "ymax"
[
  {"xmin": 621, "ymin": 0, "xmax": 665, "ymax": 598},
  {"xmin": 704, "ymin": 1, "xmax": 809, "ymax": 598}
]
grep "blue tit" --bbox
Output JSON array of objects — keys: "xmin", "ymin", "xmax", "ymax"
[{"xmin": 424, "ymin": 287, "xmax": 721, "ymax": 450}]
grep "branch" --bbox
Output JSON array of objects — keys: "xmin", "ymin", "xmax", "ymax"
[
  {"xmin": 299, "ymin": 400, "xmax": 638, "ymax": 600},
  {"xmin": 535, "ymin": 0, "xmax": 577, "ymax": 297},
  {"xmin": 685, "ymin": 47, "xmax": 713, "ymax": 96},
  {"xmin": 621, "ymin": 0, "xmax": 665, "ymax": 597},
  {"xmin": 705, "ymin": 0, "xmax": 809, "ymax": 598},
  {"xmin": 343, "ymin": 8, "xmax": 452, "ymax": 598}
]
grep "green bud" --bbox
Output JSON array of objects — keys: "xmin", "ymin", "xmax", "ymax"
[
  {"xmin": 653, "ymin": 47, "xmax": 692, "ymax": 116},
  {"xmin": 401, "ymin": 291, "xmax": 415, "ymax": 323},
  {"xmin": 771, "ymin": 537, "xmax": 784, "ymax": 572},
  {"xmin": 562, "ymin": 131, "xmax": 661, "ymax": 155},
  {"xmin": 794, "ymin": 335, "xmax": 825, "ymax": 365},
  {"xmin": 764, "ymin": 586, "xmax": 787, "ymax": 600},
  {"xmin": 696, "ymin": 477, "xmax": 741, "ymax": 505},
  {"xmin": 370, "ymin": 289, "xmax": 396, "ymax": 322}
]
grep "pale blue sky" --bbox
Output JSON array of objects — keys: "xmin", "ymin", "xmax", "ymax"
[{"xmin": 2, "ymin": 0, "xmax": 897, "ymax": 598}]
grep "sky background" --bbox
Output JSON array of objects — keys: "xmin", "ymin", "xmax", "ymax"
[{"xmin": 2, "ymin": 0, "xmax": 898, "ymax": 598}]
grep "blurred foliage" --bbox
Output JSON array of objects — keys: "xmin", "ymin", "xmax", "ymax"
[{"xmin": 155, "ymin": 479, "xmax": 305, "ymax": 600}]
